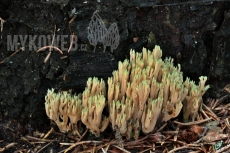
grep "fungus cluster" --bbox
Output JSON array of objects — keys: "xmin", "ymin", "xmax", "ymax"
[
  {"xmin": 44, "ymin": 45, "xmax": 209, "ymax": 139},
  {"xmin": 45, "ymin": 89, "xmax": 82, "ymax": 133},
  {"xmin": 81, "ymin": 77, "xmax": 109, "ymax": 137}
]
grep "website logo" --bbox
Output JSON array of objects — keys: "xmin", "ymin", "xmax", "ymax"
[{"xmin": 88, "ymin": 11, "xmax": 119, "ymax": 53}]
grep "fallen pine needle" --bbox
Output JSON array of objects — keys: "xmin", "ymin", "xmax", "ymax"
[
  {"xmin": 37, "ymin": 141, "xmax": 53, "ymax": 153},
  {"xmin": 43, "ymin": 127, "xmax": 54, "ymax": 139},
  {"xmin": 59, "ymin": 141, "xmax": 103, "ymax": 153},
  {"xmin": 0, "ymin": 47, "xmax": 24, "ymax": 64},
  {"xmin": 168, "ymin": 146, "xmax": 201, "ymax": 153},
  {"xmin": 173, "ymin": 118, "xmax": 212, "ymax": 126},
  {"xmin": 113, "ymin": 145, "xmax": 131, "ymax": 153},
  {"xmin": 36, "ymin": 46, "xmax": 63, "ymax": 54},
  {"xmin": 0, "ymin": 143, "xmax": 17, "ymax": 152},
  {"xmin": 60, "ymin": 129, "xmax": 88, "ymax": 153}
]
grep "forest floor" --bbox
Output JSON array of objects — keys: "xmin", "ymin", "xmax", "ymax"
[
  {"xmin": 1, "ymin": 1, "xmax": 230, "ymax": 153},
  {"xmin": 1, "ymin": 84, "xmax": 230, "ymax": 153}
]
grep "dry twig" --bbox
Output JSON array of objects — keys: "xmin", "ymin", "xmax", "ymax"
[
  {"xmin": 37, "ymin": 141, "xmax": 53, "ymax": 153},
  {"xmin": 24, "ymin": 135, "xmax": 55, "ymax": 143},
  {"xmin": 0, "ymin": 47, "xmax": 24, "ymax": 64},
  {"xmin": 0, "ymin": 143, "xmax": 17, "ymax": 152},
  {"xmin": 203, "ymin": 103, "xmax": 218, "ymax": 119},
  {"xmin": 168, "ymin": 146, "xmax": 201, "ymax": 153},
  {"xmin": 113, "ymin": 145, "xmax": 130, "ymax": 153},
  {"xmin": 43, "ymin": 127, "xmax": 54, "ymax": 139},
  {"xmin": 37, "ymin": 46, "xmax": 63, "ymax": 55},
  {"xmin": 36, "ymin": 24, "xmax": 63, "ymax": 63},
  {"xmin": 67, "ymin": 16, "xmax": 76, "ymax": 53},
  {"xmin": 174, "ymin": 118, "xmax": 212, "ymax": 126},
  {"xmin": 157, "ymin": 122, "xmax": 167, "ymax": 132},
  {"xmin": 59, "ymin": 140, "xmax": 103, "ymax": 153},
  {"xmin": 60, "ymin": 129, "xmax": 89, "ymax": 153}
]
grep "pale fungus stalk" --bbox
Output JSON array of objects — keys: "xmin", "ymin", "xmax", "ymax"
[
  {"xmin": 80, "ymin": 77, "xmax": 109, "ymax": 137},
  {"xmin": 45, "ymin": 45, "xmax": 209, "ymax": 139},
  {"xmin": 45, "ymin": 89, "xmax": 82, "ymax": 133},
  {"xmin": 107, "ymin": 45, "xmax": 209, "ymax": 139},
  {"xmin": 141, "ymin": 97, "xmax": 163, "ymax": 134}
]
